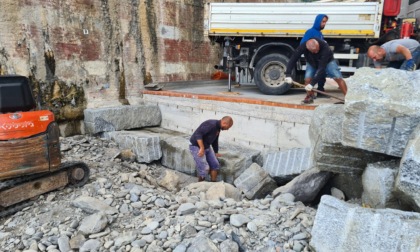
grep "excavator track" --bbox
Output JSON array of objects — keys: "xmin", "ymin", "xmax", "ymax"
[
  {"xmin": 0, "ymin": 201, "xmax": 34, "ymax": 219},
  {"xmin": 0, "ymin": 161, "xmax": 90, "ymax": 218}
]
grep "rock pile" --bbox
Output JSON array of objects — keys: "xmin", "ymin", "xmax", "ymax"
[{"xmin": 0, "ymin": 135, "xmax": 316, "ymax": 252}]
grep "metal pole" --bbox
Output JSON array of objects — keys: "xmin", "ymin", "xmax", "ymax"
[{"xmin": 228, "ymin": 57, "xmax": 232, "ymax": 92}]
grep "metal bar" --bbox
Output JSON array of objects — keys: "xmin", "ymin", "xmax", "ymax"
[{"xmin": 292, "ymin": 81, "xmax": 345, "ymax": 102}]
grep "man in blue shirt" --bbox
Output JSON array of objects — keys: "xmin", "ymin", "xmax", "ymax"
[
  {"xmin": 300, "ymin": 14, "xmax": 329, "ymax": 95},
  {"xmin": 189, "ymin": 116, "xmax": 233, "ymax": 182}
]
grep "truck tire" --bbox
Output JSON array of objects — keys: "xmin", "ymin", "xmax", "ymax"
[{"xmin": 254, "ymin": 54, "xmax": 292, "ymax": 95}]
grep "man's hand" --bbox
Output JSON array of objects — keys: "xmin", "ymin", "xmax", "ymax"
[
  {"xmin": 305, "ymin": 84, "xmax": 314, "ymax": 91},
  {"xmin": 403, "ymin": 59, "xmax": 416, "ymax": 71},
  {"xmin": 198, "ymin": 148, "xmax": 205, "ymax": 157},
  {"xmin": 284, "ymin": 77, "xmax": 293, "ymax": 84},
  {"xmin": 215, "ymin": 153, "xmax": 222, "ymax": 158}
]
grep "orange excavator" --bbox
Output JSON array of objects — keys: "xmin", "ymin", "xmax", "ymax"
[{"xmin": 0, "ymin": 75, "xmax": 90, "ymax": 217}]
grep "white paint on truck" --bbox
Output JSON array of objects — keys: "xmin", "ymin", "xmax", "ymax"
[{"xmin": 206, "ymin": 2, "xmax": 383, "ymax": 39}]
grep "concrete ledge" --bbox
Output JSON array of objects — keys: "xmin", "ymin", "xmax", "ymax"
[{"xmin": 142, "ymin": 93, "xmax": 313, "ymax": 151}]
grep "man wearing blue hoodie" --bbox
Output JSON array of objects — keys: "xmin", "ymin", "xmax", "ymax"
[{"xmin": 300, "ymin": 14, "xmax": 329, "ymax": 96}]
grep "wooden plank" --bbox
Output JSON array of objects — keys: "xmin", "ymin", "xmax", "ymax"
[
  {"xmin": 0, "ymin": 133, "xmax": 61, "ymax": 180},
  {"xmin": 0, "ymin": 171, "xmax": 68, "ymax": 207}
]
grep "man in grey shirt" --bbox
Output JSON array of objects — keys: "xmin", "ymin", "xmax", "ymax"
[{"xmin": 367, "ymin": 39, "xmax": 420, "ymax": 71}]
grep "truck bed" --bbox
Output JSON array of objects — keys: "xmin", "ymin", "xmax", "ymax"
[{"xmin": 205, "ymin": 2, "xmax": 383, "ymax": 39}]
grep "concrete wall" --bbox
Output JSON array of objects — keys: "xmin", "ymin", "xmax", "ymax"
[
  {"xmin": 0, "ymin": 0, "xmax": 296, "ymax": 137},
  {"xmin": 142, "ymin": 93, "xmax": 313, "ymax": 151},
  {"xmin": 0, "ymin": 0, "xmax": 221, "ymax": 111},
  {"xmin": 0, "ymin": 0, "xmax": 290, "ymax": 111}
]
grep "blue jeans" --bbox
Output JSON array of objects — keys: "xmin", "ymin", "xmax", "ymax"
[
  {"xmin": 305, "ymin": 60, "xmax": 343, "ymax": 79},
  {"xmin": 398, "ymin": 46, "xmax": 420, "ymax": 70},
  {"xmin": 189, "ymin": 145, "xmax": 220, "ymax": 178}
]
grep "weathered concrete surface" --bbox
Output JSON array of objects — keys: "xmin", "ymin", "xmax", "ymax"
[
  {"xmin": 310, "ymin": 195, "xmax": 420, "ymax": 252},
  {"xmin": 395, "ymin": 125, "xmax": 420, "ymax": 211},
  {"xmin": 233, "ymin": 163, "xmax": 277, "ymax": 200},
  {"xmin": 362, "ymin": 160, "xmax": 400, "ymax": 209},
  {"xmin": 310, "ymin": 104, "xmax": 392, "ymax": 174},
  {"xmin": 343, "ymin": 68, "xmax": 420, "ymax": 157},
  {"xmin": 0, "ymin": 1, "xmax": 220, "ymax": 110},
  {"xmin": 272, "ymin": 168, "xmax": 332, "ymax": 204},
  {"xmin": 103, "ymin": 130, "xmax": 162, "ymax": 163},
  {"xmin": 84, "ymin": 105, "xmax": 161, "ymax": 134},
  {"xmin": 263, "ymin": 148, "xmax": 311, "ymax": 184},
  {"xmin": 142, "ymin": 94, "xmax": 313, "ymax": 152}
]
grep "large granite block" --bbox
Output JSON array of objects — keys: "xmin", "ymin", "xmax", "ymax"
[
  {"xmin": 234, "ymin": 163, "xmax": 277, "ymax": 200},
  {"xmin": 343, "ymin": 68, "xmax": 420, "ymax": 157},
  {"xmin": 160, "ymin": 134, "xmax": 261, "ymax": 183},
  {"xmin": 104, "ymin": 130, "xmax": 162, "ymax": 163},
  {"xmin": 263, "ymin": 148, "xmax": 311, "ymax": 184},
  {"xmin": 395, "ymin": 125, "xmax": 420, "ymax": 211},
  {"xmin": 84, "ymin": 105, "xmax": 161, "ymax": 134},
  {"xmin": 362, "ymin": 160, "xmax": 399, "ymax": 209},
  {"xmin": 310, "ymin": 104, "xmax": 392, "ymax": 174},
  {"xmin": 310, "ymin": 195, "xmax": 420, "ymax": 252}
]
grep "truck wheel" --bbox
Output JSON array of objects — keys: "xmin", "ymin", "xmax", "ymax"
[{"xmin": 254, "ymin": 54, "xmax": 292, "ymax": 95}]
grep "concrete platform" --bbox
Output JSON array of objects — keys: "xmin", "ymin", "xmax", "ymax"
[
  {"xmin": 141, "ymin": 79, "xmax": 345, "ymax": 151},
  {"xmin": 143, "ymin": 79, "xmax": 345, "ymax": 109}
]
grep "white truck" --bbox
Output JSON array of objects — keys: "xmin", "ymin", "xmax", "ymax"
[{"xmin": 205, "ymin": 0, "xmax": 419, "ymax": 95}]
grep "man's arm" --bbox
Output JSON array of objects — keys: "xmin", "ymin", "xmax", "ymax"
[
  {"xmin": 197, "ymin": 139, "xmax": 205, "ymax": 157},
  {"xmin": 310, "ymin": 44, "xmax": 331, "ymax": 85},
  {"xmin": 285, "ymin": 44, "xmax": 306, "ymax": 76},
  {"xmin": 395, "ymin": 45, "xmax": 413, "ymax": 60},
  {"xmin": 211, "ymin": 135, "xmax": 220, "ymax": 157}
]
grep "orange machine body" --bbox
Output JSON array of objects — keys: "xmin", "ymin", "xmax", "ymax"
[{"xmin": 0, "ymin": 110, "xmax": 55, "ymax": 140}]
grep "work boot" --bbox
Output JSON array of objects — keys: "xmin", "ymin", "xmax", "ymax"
[
  {"xmin": 301, "ymin": 92, "xmax": 315, "ymax": 104},
  {"xmin": 198, "ymin": 176, "xmax": 206, "ymax": 182}
]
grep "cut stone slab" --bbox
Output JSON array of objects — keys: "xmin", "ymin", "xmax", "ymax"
[
  {"xmin": 217, "ymin": 144, "xmax": 262, "ymax": 183},
  {"xmin": 160, "ymin": 133, "xmax": 261, "ymax": 183},
  {"xmin": 263, "ymin": 148, "xmax": 311, "ymax": 184},
  {"xmin": 395, "ymin": 125, "xmax": 420, "ymax": 211},
  {"xmin": 272, "ymin": 168, "xmax": 331, "ymax": 204},
  {"xmin": 160, "ymin": 135, "xmax": 197, "ymax": 176},
  {"xmin": 234, "ymin": 163, "xmax": 277, "ymax": 200},
  {"xmin": 84, "ymin": 105, "xmax": 161, "ymax": 134},
  {"xmin": 310, "ymin": 104, "xmax": 392, "ymax": 174},
  {"xmin": 362, "ymin": 160, "xmax": 401, "ymax": 209},
  {"xmin": 343, "ymin": 68, "xmax": 420, "ymax": 157},
  {"xmin": 103, "ymin": 130, "xmax": 162, "ymax": 163},
  {"xmin": 310, "ymin": 195, "xmax": 420, "ymax": 252}
]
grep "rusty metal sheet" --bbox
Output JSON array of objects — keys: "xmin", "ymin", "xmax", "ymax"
[{"xmin": 0, "ymin": 171, "xmax": 68, "ymax": 207}]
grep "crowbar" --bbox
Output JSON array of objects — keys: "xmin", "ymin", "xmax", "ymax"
[{"xmin": 292, "ymin": 81, "xmax": 345, "ymax": 102}]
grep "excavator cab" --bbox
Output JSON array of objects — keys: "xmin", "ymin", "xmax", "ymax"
[{"xmin": 0, "ymin": 75, "xmax": 89, "ymax": 216}]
